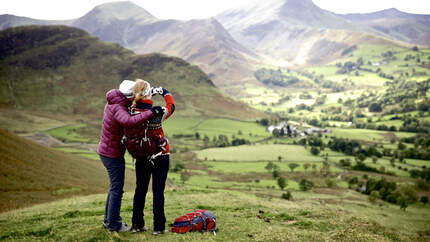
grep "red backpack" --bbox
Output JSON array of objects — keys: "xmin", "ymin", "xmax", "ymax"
[
  {"xmin": 122, "ymin": 124, "xmax": 168, "ymax": 159},
  {"xmin": 171, "ymin": 210, "xmax": 217, "ymax": 234}
]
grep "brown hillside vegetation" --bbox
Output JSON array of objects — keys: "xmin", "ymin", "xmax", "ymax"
[{"xmin": 0, "ymin": 129, "xmax": 135, "ymax": 213}]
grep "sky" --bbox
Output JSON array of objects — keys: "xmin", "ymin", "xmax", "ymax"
[{"xmin": 1, "ymin": 0, "xmax": 429, "ymax": 20}]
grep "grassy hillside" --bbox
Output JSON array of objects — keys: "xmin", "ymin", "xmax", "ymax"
[
  {"xmin": 0, "ymin": 25, "xmax": 262, "ymax": 120},
  {"xmin": 0, "ymin": 149, "xmax": 429, "ymax": 241},
  {"xmin": 0, "ymin": 128, "xmax": 135, "ymax": 213}
]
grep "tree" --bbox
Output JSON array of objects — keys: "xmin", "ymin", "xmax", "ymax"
[
  {"xmin": 288, "ymin": 163, "xmax": 300, "ymax": 172},
  {"xmin": 282, "ymin": 191, "xmax": 293, "ymax": 200},
  {"xmin": 311, "ymin": 164, "xmax": 317, "ymax": 173},
  {"xmin": 325, "ymin": 179, "xmax": 335, "ymax": 188},
  {"xmin": 203, "ymin": 135, "xmax": 210, "ymax": 147},
  {"xmin": 172, "ymin": 162, "xmax": 185, "ymax": 172},
  {"xmin": 180, "ymin": 170, "xmax": 191, "ymax": 184},
  {"xmin": 277, "ymin": 177, "xmax": 287, "ymax": 190},
  {"xmin": 356, "ymin": 153, "xmax": 367, "ymax": 163},
  {"xmin": 369, "ymin": 191, "xmax": 379, "ymax": 204},
  {"xmin": 272, "ymin": 128, "xmax": 280, "ymax": 137},
  {"xmin": 272, "ymin": 168, "xmax": 280, "ymax": 179},
  {"xmin": 299, "ymin": 179, "xmax": 314, "ymax": 191},
  {"xmin": 265, "ymin": 161, "xmax": 274, "ymax": 172},
  {"xmin": 421, "ymin": 196, "xmax": 429, "ymax": 205},
  {"xmin": 368, "ymin": 103, "xmax": 382, "ymax": 112},
  {"xmin": 320, "ymin": 161, "xmax": 331, "ymax": 177},
  {"xmin": 259, "ymin": 118, "xmax": 269, "ymax": 126},
  {"xmin": 390, "ymin": 157, "xmax": 396, "ymax": 167},
  {"xmin": 397, "ymin": 186, "xmax": 419, "ymax": 210},
  {"xmin": 303, "ymin": 163, "xmax": 311, "ymax": 171},
  {"xmin": 310, "ymin": 147, "xmax": 320, "ymax": 156}
]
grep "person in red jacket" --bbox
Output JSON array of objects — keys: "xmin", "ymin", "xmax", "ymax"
[
  {"xmin": 126, "ymin": 79, "xmax": 175, "ymax": 235},
  {"xmin": 97, "ymin": 80, "xmax": 164, "ymax": 232}
]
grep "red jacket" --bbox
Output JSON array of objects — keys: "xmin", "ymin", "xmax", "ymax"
[
  {"xmin": 124, "ymin": 93, "xmax": 175, "ymax": 158},
  {"xmin": 97, "ymin": 89, "xmax": 154, "ymax": 158}
]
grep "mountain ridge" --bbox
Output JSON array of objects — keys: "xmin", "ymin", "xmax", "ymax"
[
  {"xmin": 337, "ymin": 8, "xmax": 430, "ymax": 45},
  {"xmin": 0, "ymin": 25, "xmax": 262, "ymax": 119}
]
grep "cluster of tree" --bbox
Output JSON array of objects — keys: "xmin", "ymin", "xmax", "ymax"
[
  {"xmin": 341, "ymin": 45, "xmax": 357, "ymax": 56},
  {"xmin": 327, "ymin": 138, "xmax": 382, "ymax": 158},
  {"xmin": 254, "ymin": 68, "xmax": 302, "ymax": 87},
  {"xmin": 173, "ymin": 133, "xmax": 195, "ymax": 139},
  {"xmin": 295, "ymin": 103, "xmax": 313, "ymax": 111},
  {"xmin": 349, "ymin": 176, "xmax": 420, "ymax": 210},
  {"xmin": 381, "ymin": 51, "xmax": 396, "ymax": 61},
  {"xmin": 265, "ymin": 161, "xmax": 290, "ymax": 192},
  {"xmin": 399, "ymin": 116, "xmax": 430, "ymax": 133},
  {"xmin": 314, "ymin": 95, "xmax": 327, "ymax": 106},
  {"xmin": 257, "ymin": 118, "xmax": 270, "ymax": 126},
  {"xmin": 319, "ymin": 79, "xmax": 347, "ymax": 92},
  {"xmin": 336, "ymin": 61, "xmax": 359, "ymax": 74},
  {"xmin": 401, "ymin": 134, "xmax": 430, "ymax": 148},
  {"xmin": 202, "ymin": 134, "xmax": 250, "ymax": 148},
  {"xmin": 299, "ymin": 92, "xmax": 313, "ymax": 99},
  {"xmin": 265, "ymin": 161, "xmax": 281, "ymax": 179},
  {"xmin": 354, "ymin": 122, "xmax": 397, "ymax": 132},
  {"xmin": 381, "ymin": 79, "xmax": 430, "ymax": 108},
  {"xmin": 409, "ymin": 168, "xmax": 430, "ymax": 182},
  {"xmin": 378, "ymin": 72, "xmax": 395, "ymax": 80},
  {"xmin": 350, "ymin": 79, "xmax": 430, "ymax": 119},
  {"xmin": 299, "ymin": 179, "xmax": 314, "ymax": 191}
]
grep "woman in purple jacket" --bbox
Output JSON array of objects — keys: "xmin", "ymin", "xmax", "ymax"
[{"xmin": 97, "ymin": 80, "xmax": 163, "ymax": 232}]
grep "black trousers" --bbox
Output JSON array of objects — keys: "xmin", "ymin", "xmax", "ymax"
[{"xmin": 132, "ymin": 155, "xmax": 169, "ymax": 231}]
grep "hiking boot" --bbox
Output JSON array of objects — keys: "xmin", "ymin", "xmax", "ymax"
[
  {"xmin": 131, "ymin": 225, "xmax": 149, "ymax": 233},
  {"xmin": 102, "ymin": 222, "xmax": 109, "ymax": 229},
  {"xmin": 112, "ymin": 223, "xmax": 130, "ymax": 232},
  {"xmin": 152, "ymin": 229, "xmax": 169, "ymax": 235}
]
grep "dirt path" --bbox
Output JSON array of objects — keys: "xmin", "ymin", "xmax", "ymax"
[{"xmin": 24, "ymin": 132, "xmax": 98, "ymax": 151}]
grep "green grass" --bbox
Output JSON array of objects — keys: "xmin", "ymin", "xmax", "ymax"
[
  {"xmin": 0, "ymin": 128, "xmax": 135, "ymax": 213},
  {"xmin": 0, "ymin": 108, "xmax": 67, "ymax": 134},
  {"xmin": 0, "ymin": 186, "xmax": 429, "ymax": 241},
  {"xmin": 164, "ymin": 117, "xmax": 268, "ymax": 140},
  {"xmin": 46, "ymin": 124, "xmax": 91, "ymax": 143},
  {"xmin": 330, "ymin": 128, "xmax": 416, "ymax": 143},
  {"xmin": 196, "ymin": 144, "xmax": 323, "ymax": 162},
  {"xmin": 203, "ymin": 161, "xmax": 342, "ymax": 174}
]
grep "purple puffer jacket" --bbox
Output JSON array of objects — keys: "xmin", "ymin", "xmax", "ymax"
[{"xmin": 97, "ymin": 89, "xmax": 153, "ymax": 158}]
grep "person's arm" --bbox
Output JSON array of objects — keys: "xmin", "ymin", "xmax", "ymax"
[
  {"xmin": 162, "ymin": 88, "xmax": 175, "ymax": 120},
  {"xmin": 114, "ymin": 106, "xmax": 162, "ymax": 128}
]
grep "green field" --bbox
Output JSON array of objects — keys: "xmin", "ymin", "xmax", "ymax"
[
  {"xmin": 330, "ymin": 128, "xmax": 416, "ymax": 143},
  {"xmin": 196, "ymin": 144, "xmax": 323, "ymax": 162},
  {"xmin": 203, "ymin": 161, "xmax": 342, "ymax": 174},
  {"xmin": 46, "ymin": 124, "xmax": 93, "ymax": 143},
  {"xmin": 0, "ymin": 178, "xmax": 429, "ymax": 241},
  {"xmin": 164, "ymin": 117, "xmax": 269, "ymax": 141}
]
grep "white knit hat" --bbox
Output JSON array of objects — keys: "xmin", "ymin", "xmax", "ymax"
[{"xmin": 119, "ymin": 80, "xmax": 136, "ymax": 98}]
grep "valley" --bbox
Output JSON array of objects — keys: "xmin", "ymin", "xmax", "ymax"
[{"xmin": 0, "ymin": 0, "xmax": 430, "ymax": 241}]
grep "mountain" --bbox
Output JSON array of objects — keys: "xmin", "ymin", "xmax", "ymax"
[
  {"xmin": 0, "ymin": 25, "xmax": 262, "ymax": 119},
  {"xmin": 215, "ymin": 0, "xmax": 393, "ymax": 66},
  {"xmin": 0, "ymin": 128, "xmax": 136, "ymax": 212},
  {"xmin": 71, "ymin": 1, "xmax": 258, "ymax": 87},
  {"xmin": 0, "ymin": 14, "xmax": 72, "ymax": 30},
  {"xmin": 72, "ymin": 1, "xmax": 158, "ymax": 45},
  {"xmin": 0, "ymin": 1, "xmax": 258, "ymax": 89},
  {"xmin": 337, "ymin": 8, "xmax": 430, "ymax": 45}
]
